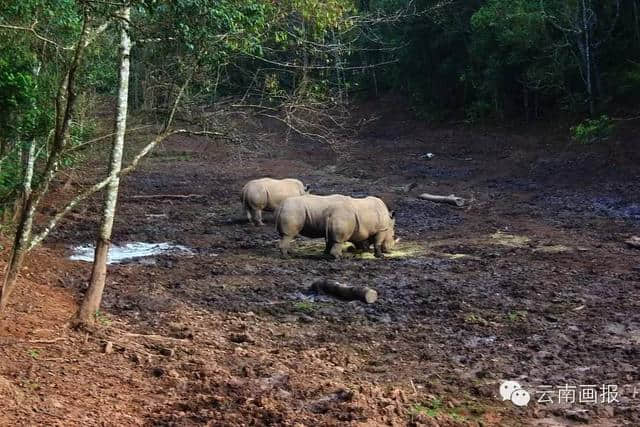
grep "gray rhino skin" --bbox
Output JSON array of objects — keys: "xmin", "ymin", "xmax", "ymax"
[
  {"xmin": 276, "ymin": 194, "xmax": 396, "ymax": 259},
  {"xmin": 241, "ymin": 178, "xmax": 308, "ymax": 226},
  {"xmin": 324, "ymin": 196, "xmax": 396, "ymax": 259}
]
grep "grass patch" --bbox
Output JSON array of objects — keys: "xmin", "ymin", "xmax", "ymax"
[
  {"xmin": 490, "ymin": 231, "xmax": 530, "ymax": 247},
  {"xmin": 410, "ymin": 398, "xmax": 443, "ymax": 418},
  {"xmin": 410, "ymin": 397, "xmax": 481, "ymax": 422},
  {"xmin": 26, "ymin": 349, "xmax": 40, "ymax": 360},
  {"xmin": 293, "ymin": 301, "xmax": 315, "ymax": 313},
  {"xmin": 464, "ymin": 313, "xmax": 489, "ymax": 326},
  {"xmin": 292, "ymin": 241, "xmax": 427, "ymax": 259},
  {"xmin": 506, "ymin": 310, "xmax": 527, "ymax": 323}
]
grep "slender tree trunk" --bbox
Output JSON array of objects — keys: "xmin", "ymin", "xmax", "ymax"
[
  {"xmin": 582, "ymin": 0, "xmax": 595, "ymax": 116},
  {"xmin": 331, "ymin": 29, "xmax": 343, "ymax": 104},
  {"xmin": 74, "ymin": 7, "xmax": 131, "ymax": 327},
  {"xmin": 634, "ymin": 0, "xmax": 640, "ymax": 43},
  {"xmin": 0, "ymin": 141, "xmax": 36, "ymax": 311},
  {"xmin": 300, "ymin": 18, "xmax": 309, "ymax": 94}
]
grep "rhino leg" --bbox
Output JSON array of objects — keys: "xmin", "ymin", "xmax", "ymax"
[
  {"xmin": 329, "ymin": 242, "xmax": 344, "ymax": 259},
  {"xmin": 373, "ymin": 233, "xmax": 385, "ymax": 258},
  {"xmin": 249, "ymin": 207, "xmax": 265, "ymax": 226},
  {"xmin": 279, "ymin": 235, "xmax": 294, "ymax": 258},
  {"xmin": 354, "ymin": 240, "xmax": 370, "ymax": 252}
]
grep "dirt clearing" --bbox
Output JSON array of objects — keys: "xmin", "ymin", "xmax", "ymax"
[{"xmin": 1, "ymin": 106, "xmax": 639, "ymax": 426}]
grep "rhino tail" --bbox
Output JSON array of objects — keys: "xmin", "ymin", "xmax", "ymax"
[
  {"xmin": 241, "ymin": 186, "xmax": 249, "ymax": 217},
  {"xmin": 325, "ymin": 214, "xmax": 330, "ymax": 243},
  {"xmin": 274, "ymin": 204, "xmax": 283, "ymax": 234}
]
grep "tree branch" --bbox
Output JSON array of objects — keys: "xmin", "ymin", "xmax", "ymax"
[{"xmin": 0, "ymin": 22, "xmax": 71, "ymax": 50}]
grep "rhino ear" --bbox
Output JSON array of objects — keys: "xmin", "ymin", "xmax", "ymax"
[
  {"xmin": 390, "ymin": 210, "xmax": 396, "ymax": 219},
  {"xmin": 304, "ymin": 184, "xmax": 311, "ymax": 193}
]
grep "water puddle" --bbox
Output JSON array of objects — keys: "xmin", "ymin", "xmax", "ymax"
[{"xmin": 70, "ymin": 242, "xmax": 192, "ymax": 264}]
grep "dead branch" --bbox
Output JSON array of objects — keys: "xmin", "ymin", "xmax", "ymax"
[
  {"xmin": 122, "ymin": 332, "xmax": 190, "ymax": 343},
  {"xmin": 418, "ymin": 193, "xmax": 466, "ymax": 207},
  {"xmin": 27, "ymin": 72, "xmax": 195, "ymax": 251},
  {"xmin": 0, "ymin": 22, "xmax": 70, "ymax": 50},
  {"xmin": 243, "ymin": 52, "xmax": 399, "ymax": 71},
  {"xmin": 128, "ymin": 194, "xmax": 205, "ymax": 200},
  {"xmin": 0, "ymin": 337, "xmax": 67, "ymax": 346},
  {"xmin": 66, "ymin": 125, "xmax": 154, "ymax": 153},
  {"xmin": 311, "ymin": 279, "xmax": 378, "ymax": 304}
]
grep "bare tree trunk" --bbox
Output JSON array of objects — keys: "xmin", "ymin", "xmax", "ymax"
[
  {"xmin": 581, "ymin": 0, "xmax": 595, "ymax": 116},
  {"xmin": 634, "ymin": 0, "xmax": 640, "ymax": 43},
  {"xmin": 74, "ymin": 7, "xmax": 131, "ymax": 328},
  {"xmin": 332, "ymin": 29, "xmax": 343, "ymax": 104}
]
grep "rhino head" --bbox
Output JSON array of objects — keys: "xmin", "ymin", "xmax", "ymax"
[{"xmin": 381, "ymin": 211, "xmax": 397, "ymax": 253}]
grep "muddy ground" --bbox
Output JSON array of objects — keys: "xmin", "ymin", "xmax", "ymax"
[{"xmin": 1, "ymin": 102, "xmax": 639, "ymax": 426}]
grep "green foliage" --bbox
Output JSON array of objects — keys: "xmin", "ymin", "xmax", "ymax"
[
  {"xmin": 26, "ymin": 349, "xmax": 40, "ymax": 359},
  {"xmin": 0, "ymin": 0, "xmax": 100, "ymax": 214},
  {"xmin": 410, "ymin": 398, "xmax": 443, "ymax": 417},
  {"xmin": 94, "ymin": 310, "xmax": 111, "ymax": 326},
  {"xmin": 571, "ymin": 115, "xmax": 614, "ymax": 144},
  {"xmin": 354, "ymin": 0, "xmax": 640, "ymax": 121},
  {"xmin": 293, "ymin": 301, "xmax": 315, "ymax": 313},
  {"xmin": 506, "ymin": 310, "xmax": 527, "ymax": 323}
]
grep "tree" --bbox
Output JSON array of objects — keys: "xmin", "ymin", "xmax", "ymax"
[
  {"xmin": 541, "ymin": 0, "xmax": 621, "ymax": 116},
  {"xmin": 73, "ymin": 5, "xmax": 131, "ymax": 327},
  {"xmin": 0, "ymin": 4, "xmax": 111, "ymax": 311}
]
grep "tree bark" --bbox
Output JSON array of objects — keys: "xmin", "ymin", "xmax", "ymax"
[{"xmin": 74, "ymin": 7, "xmax": 131, "ymax": 327}]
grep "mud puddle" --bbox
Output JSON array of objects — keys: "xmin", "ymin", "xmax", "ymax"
[{"xmin": 69, "ymin": 242, "xmax": 192, "ymax": 264}]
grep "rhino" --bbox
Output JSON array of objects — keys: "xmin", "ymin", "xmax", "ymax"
[
  {"xmin": 276, "ymin": 194, "xmax": 396, "ymax": 258},
  {"xmin": 241, "ymin": 178, "xmax": 309, "ymax": 226},
  {"xmin": 324, "ymin": 196, "xmax": 396, "ymax": 259}
]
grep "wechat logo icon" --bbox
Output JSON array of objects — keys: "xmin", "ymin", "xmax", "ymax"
[{"xmin": 500, "ymin": 380, "xmax": 531, "ymax": 407}]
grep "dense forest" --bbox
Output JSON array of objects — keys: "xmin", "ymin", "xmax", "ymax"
[{"xmin": 2, "ymin": 1, "xmax": 639, "ymax": 167}]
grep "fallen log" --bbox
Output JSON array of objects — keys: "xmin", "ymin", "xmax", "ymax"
[
  {"xmin": 418, "ymin": 193, "xmax": 465, "ymax": 207},
  {"xmin": 310, "ymin": 279, "xmax": 378, "ymax": 304},
  {"xmin": 626, "ymin": 236, "xmax": 640, "ymax": 249}
]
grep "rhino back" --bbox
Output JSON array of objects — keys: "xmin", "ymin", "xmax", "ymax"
[
  {"xmin": 264, "ymin": 181, "xmax": 303, "ymax": 209},
  {"xmin": 350, "ymin": 197, "xmax": 391, "ymax": 237},
  {"xmin": 278, "ymin": 194, "xmax": 349, "ymax": 238}
]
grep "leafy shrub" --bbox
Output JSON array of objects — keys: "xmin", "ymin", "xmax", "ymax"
[{"xmin": 570, "ymin": 115, "xmax": 614, "ymax": 144}]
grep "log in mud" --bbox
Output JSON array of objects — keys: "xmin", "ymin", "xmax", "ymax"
[
  {"xmin": 418, "ymin": 192, "xmax": 466, "ymax": 206},
  {"xmin": 310, "ymin": 279, "xmax": 378, "ymax": 304}
]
